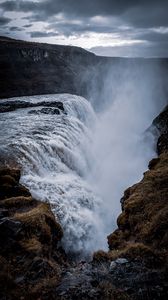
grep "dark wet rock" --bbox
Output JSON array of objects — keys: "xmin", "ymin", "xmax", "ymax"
[
  {"xmin": 153, "ymin": 105, "xmax": 168, "ymax": 134},
  {"xmin": 0, "ymin": 208, "xmax": 8, "ymax": 218},
  {"xmin": 152, "ymin": 105, "xmax": 168, "ymax": 154},
  {"xmin": 0, "ymin": 99, "xmax": 64, "ymax": 113},
  {"xmin": 157, "ymin": 133, "xmax": 168, "ymax": 155},
  {"xmin": 29, "ymin": 107, "xmax": 60, "ymax": 115}
]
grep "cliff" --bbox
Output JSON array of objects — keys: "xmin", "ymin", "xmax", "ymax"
[
  {"xmin": 1, "ymin": 36, "xmax": 168, "ymax": 100},
  {"xmin": 0, "ymin": 36, "xmax": 99, "ymax": 99}
]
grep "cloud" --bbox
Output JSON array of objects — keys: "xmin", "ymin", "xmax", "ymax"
[
  {"xmin": 9, "ymin": 26, "xmax": 23, "ymax": 31},
  {"xmin": 1, "ymin": 1, "xmax": 168, "ymax": 31},
  {"xmin": 23, "ymin": 24, "xmax": 32, "ymax": 28},
  {"xmin": 30, "ymin": 31, "xmax": 59, "ymax": 38},
  {"xmin": 0, "ymin": 0, "xmax": 168, "ymax": 57},
  {"xmin": 1, "ymin": 0, "xmax": 168, "ymax": 25},
  {"xmin": 0, "ymin": 16, "xmax": 11, "ymax": 26},
  {"xmin": 0, "ymin": 1, "xmax": 133, "ymax": 17},
  {"xmin": 123, "ymin": 4, "xmax": 168, "ymax": 28}
]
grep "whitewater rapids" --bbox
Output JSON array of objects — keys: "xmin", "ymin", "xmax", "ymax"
[{"xmin": 0, "ymin": 93, "xmax": 159, "ymax": 258}]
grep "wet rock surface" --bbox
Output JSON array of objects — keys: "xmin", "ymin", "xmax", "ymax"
[
  {"xmin": 29, "ymin": 107, "xmax": 61, "ymax": 115},
  {"xmin": 0, "ymin": 100, "xmax": 64, "ymax": 113}
]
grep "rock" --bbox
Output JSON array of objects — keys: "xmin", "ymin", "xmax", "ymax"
[
  {"xmin": 115, "ymin": 258, "xmax": 128, "ymax": 264},
  {"xmin": 0, "ymin": 208, "xmax": 8, "ymax": 218},
  {"xmin": 152, "ymin": 105, "xmax": 168, "ymax": 154},
  {"xmin": 157, "ymin": 133, "xmax": 168, "ymax": 155},
  {"xmin": 0, "ymin": 166, "xmax": 68, "ymax": 299},
  {"xmin": 109, "ymin": 258, "xmax": 128, "ymax": 271},
  {"xmin": 109, "ymin": 261, "xmax": 117, "ymax": 270},
  {"xmin": 0, "ymin": 99, "xmax": 65, "ymax": 113},
  {"xmin": 29, "ymin": 107, "xmax": 60, "ymax": 115},
  {"xmin": 0, "ymin": 168, "xmax": 20, "ymax": 182}
]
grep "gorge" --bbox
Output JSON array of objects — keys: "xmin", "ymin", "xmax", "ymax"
[{"xmin": 0, "ymin": 37, "xmax": 168, "ymax": 299}]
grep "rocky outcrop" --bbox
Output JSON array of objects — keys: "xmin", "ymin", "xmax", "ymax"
[
  {"xmin": 153, "ymin": 105, "xmax": 168, "ymax": 155},
  {"xmin": 0, "ymin": 99, "xmax": 65, "ymax": 113},
  {"xmin": 0, "ymin": 167, "xmax": 68, "ymax": 299}
]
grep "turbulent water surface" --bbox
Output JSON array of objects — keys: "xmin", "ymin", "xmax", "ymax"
[{"xmin": 0, "ymin": 92, "xmax": 164, "ymax": 258}]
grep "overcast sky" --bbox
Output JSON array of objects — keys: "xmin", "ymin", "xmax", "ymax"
[{"xmin": 0, "ymin": 0, "xmax": 168, "ymax": 57}]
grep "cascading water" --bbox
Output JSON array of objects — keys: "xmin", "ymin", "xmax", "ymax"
[
  {"xmin": 0, "ymin": 94, "xmax": 107, "ymax": 258},
  {"xmin": 0, "ymin": 87, "xmax": 166, "ymax": 259}
]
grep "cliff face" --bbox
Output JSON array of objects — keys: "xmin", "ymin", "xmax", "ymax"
[
  {"xmin": 0, "ymin": 36, "xmax": 100, "ymax": 99},
  {"xmin": 1, "ymin": 36, "xmax": 168, "ymax": 101}
]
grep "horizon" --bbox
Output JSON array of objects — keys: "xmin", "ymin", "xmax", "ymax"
[{"xmin": 0, "ymin": 1, "xmax": 168, "ymax": 58}]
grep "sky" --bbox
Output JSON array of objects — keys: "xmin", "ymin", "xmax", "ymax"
[{"xmin": 0, "ymin": 0, "xmax": 168, "ymax": 57}]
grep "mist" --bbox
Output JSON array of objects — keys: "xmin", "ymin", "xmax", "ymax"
[{"xmin": 85, "ymin": 60, "xmax": 167, "ymax": 236}]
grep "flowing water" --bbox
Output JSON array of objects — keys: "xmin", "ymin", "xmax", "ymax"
[{"xmin": 0, "ymin": 92, "xmax": 165, "ymax": 259}]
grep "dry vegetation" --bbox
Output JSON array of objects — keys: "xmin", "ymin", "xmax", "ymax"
[{"xmin": 0, "ymin": 167, "xmax": 68, "ymax": 299}]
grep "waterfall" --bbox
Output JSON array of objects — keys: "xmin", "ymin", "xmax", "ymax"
[{"xmin": 0, "ymin": 87, "xmax": 166, "ymax": 258}]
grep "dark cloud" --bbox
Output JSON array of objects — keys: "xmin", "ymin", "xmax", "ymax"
[
  {"xmin": 0, "ymin": 0, "xmax": 133, "ymax": 17},
  {"xmin": 138, "ymin": 31, "xmax": 168, "ymax": 43},
  {"xmin": 1, "ymin": 1, "xmax": 168, "ymax": 31},
  {"xmin": 0, "ymin": 16, "xmax": 11, "ymax": 26},
  {"xmin": 0, "ymin": 0, "xmax": 168, "ymax": 57},
  {"xmin": 1, "ymin": 0, "xmax": 167, "ymax": 24},
  {"xmin": 9, "ymin": 26, "xmax": 23, "ymax": 31},
  {"xmin": 30, "ymin": 31, "xmax": 59, "ymax": 38},
  {"xmin": 123, "ymin": 4, "xmax": 168, "ymax": 28},
  {"xmin": 23, "ymin": 24, "xmax": 32, "ymax": 28}
]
